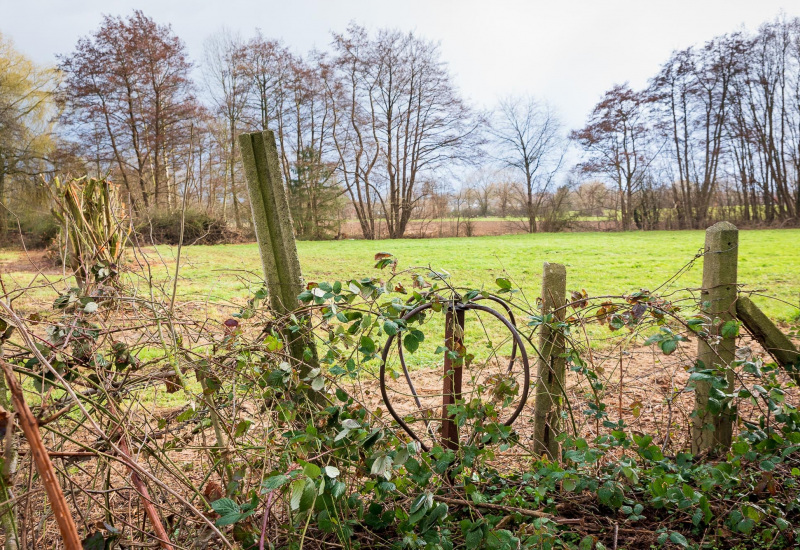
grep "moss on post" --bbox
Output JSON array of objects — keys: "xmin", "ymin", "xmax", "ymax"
[
  {"xmin": 533, "ymin": 262, "xmax": 567, "ymax": 460},
  {"xmin": 238, "ymin": 130, "xmax": 320, "ymax": 396},
  {"xmin": 693, "ymin": 222, "xmax": 738, "ymax": 455}
]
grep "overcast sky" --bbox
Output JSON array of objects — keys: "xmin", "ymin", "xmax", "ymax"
[{"xmin": 1, "ymin": 0, "xmax": 798, "ymax": 129}]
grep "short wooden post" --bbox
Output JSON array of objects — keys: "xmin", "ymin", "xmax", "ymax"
[
  {"xmin": 441, "ymin": 305, "xmax": 465, "ymax": 450},
  {"xmin": 692, "ymin": 222, "xmax": 738, "ymax": 455},
  {"xmin": 238, "ymin": 130, "xmax": 320, "ymax": 393},
  {"xmin": 533, "ymin": 262, "xmax": 567, "ymax": 460}
]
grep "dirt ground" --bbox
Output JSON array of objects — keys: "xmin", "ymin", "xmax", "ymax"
[
  {"xmin": 338, "ymin": 218, "xmax": 618, "ymax": 239},
  {"xmin": 354, "ymin": 333, "xmax": 800, "ymax": 456}
]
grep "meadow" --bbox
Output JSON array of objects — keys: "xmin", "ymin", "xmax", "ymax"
[
  {"xmin": 2, "ymin": 228, "xmax": 798, "ymax": 322},
  {"xmin": 146, "ymin": 228, "xmax": 798, "ymax": 320}
]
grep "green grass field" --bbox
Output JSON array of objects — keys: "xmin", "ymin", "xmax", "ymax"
[
  {"xmin": 2, "ymin": 228, "xmax": 798, "ymax": 322},
  {"xmin": 1, "ymin": 228, "xmax": 798, "ymax": 379},
  {"xmin": 129, "ymin": 229, "xmax": 799, "ymax": 322}
]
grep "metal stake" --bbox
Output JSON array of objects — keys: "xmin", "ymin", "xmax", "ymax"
[{"xmin": 441, "ymin": 304, "xmax": 465, "ymax": 450}]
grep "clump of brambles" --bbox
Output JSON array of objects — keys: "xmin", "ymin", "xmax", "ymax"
[{"xmin": 0, "ymin": 234, "xmax": 799, "ymax": 550}]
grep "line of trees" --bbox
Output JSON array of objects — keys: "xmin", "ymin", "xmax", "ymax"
[
  {"xmin": 572, "ymin": 16, "xmax": 800, "ymax": 230},
  {"xmin": 2, "ymin": 12, "xmax": 800, "ymax": 243}
]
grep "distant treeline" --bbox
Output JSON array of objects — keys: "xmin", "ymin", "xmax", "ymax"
[{"xmin": 1, "ymin": 12, "xmax": 799, "ymax": 245}]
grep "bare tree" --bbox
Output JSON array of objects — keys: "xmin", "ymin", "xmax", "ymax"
[
  {"xmin": 203, "ymin": 29, "xmax": 251, "ymax": 228},
  {"xmin": 571, "ymin": 84, "xmax": 651, "ymax": 230},
  {"xmin": 649, "ymin": 36, "xmax": 743, "ymax": 228},
  {"xmin": 59, "ymin": 11, "xmax": 198, "ymax": 213},
  {"xmin": 491, "ymin": 95, "xmax": 565, "ymax": 233},
  {"xmin": 325, "ymin": 25, "xmax": 481, "ymax": 239},
  {"xmin": 463, "ymin": 169, "xmax": 497, "ymax": 217}
]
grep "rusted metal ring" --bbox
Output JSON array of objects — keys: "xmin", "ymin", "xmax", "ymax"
[{"xmin": 379, "ymin": 300, "xmax": 530, "ymax": 452}]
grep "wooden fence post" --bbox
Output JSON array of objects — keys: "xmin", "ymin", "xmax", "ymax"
[
  {"xmin": 238, "ymin": 130, "xmax": 320, "ymax": 395},
  {"xmin": 692, "ymin": 221, "xmax": 738, "ymax": 455},
  {"xmin": 533, "ymin": 262, "xmax": 567, "ymax": 460}
]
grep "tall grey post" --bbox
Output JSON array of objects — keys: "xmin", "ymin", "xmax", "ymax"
[
  {"xmin": 692, "ymin": 222, "xmax": 738, "ymax": 454},
  {"xmin": 533, "ymin": 262, "xmax": 567, "ymax": 460},
  {"xmin": 238, "ymin": 130, "xmax": 320, "ymax": 392}
]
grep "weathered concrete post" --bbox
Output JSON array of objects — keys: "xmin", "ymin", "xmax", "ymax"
[
  {"xmin": 238, "ymin": 130, "xmax": 320, "ymax": 393},
  {"xmin": 692, "ymin": 222, "xmax": 738, "ymax": 454},
  {"xmin": 736, "ymin": 296, "xmax": 800, "ymax": 383},
  {"xmin": 533, "ymin": 262, "xmax": 567, "ymax": 460}
]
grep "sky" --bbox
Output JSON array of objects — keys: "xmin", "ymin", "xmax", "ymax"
[{"xmin": 1, "ymin": 0, "xmax": 799, "ymax": 130}]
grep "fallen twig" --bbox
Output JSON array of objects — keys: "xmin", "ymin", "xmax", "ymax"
[
  {"xmin": 434, "ymin": 495, "xmax": 582, "ymax": 524},
  {"xmin": 0, "ymin": 359, "xmax": 82, "ymax": 550}
]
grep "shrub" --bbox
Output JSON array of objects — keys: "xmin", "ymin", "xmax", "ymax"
[
  {"xmin": 135, "ymin": 208, "xmax": 245, "ymax": 245},
  {"xmin": 6, "ymin": 208, "xmax": 60, "ymax": 248}
]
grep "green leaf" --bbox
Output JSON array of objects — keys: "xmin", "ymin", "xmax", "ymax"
[
  {"xmin": 495, "ymin": 277, "xmax": 512, "ymax": 290},
  {"xmin": 331, "ymin": 480, "xmax": 346, "ymax": 498},
  {"xmin": 341, "ymin": 418, "xmax": 360, "ymax": 430},
  {"xmin": 742, "ymin": 504, "xmax": 763, "ymax": 522},
  {"xmin": 403, "ymin": 333, "xmax": 419, "ymax": 353},
  {"xmin": 303, "ymin": 463, "xmax": 321, "ymax": 479},
  {"xmin": 383, "ymin": 320, "xmax": 399, "ymax": 336},
  {"xmin": 290, "ymin": 479, "xmax": 306, "ymax": 510},
  {"xmin": 262, "ymin": 474, "xmax": 289, "ymax": 491},
  {"xmin": 211, "ymin": 498, "xmax": 239, "ymax": 517},
  {"xmin": 324, "ymin": 466, "xmax": 340, "ymax": 478},
  {"xmin": 233, "ymin": 420, "xmax": 252, "ymax": 438},
  {"xmin": 299, "ymin": 479, "xmax": 316, "ymax": 512},
  {"xmin": 721, "ymin": 320, "xmax": 740, "ymax": 339},
  {"xmin": 216, "ymin": 512, "xmax": 247, "ymax": 527},
  {"xmin": 660, "ymin": 339, "xmax": 678, "ymax": 355},
  {"xmin": 731, "ymin": 441, "xmax": 749, "ymax": 456},
  {"xmin": 371, "ymin": 454, "xmax": 393, "ymax": 479},
  {"xmin": 82, "ymin": 532, "xmax": 106, "ymax": 550},
  {"xmin": 669, "ymin": 532, "xmax": 688, "ymax": 547},
  {"xmin": 359, "ymin": 336, "xmax": 376, "ymax": 355},
  {"xmin": 463, "ymin": 522, "xmax": 485, "ymax": 549},
  {"xmin": 410, "ymin": 493, "xmax": 430, "ymax": 514}
]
